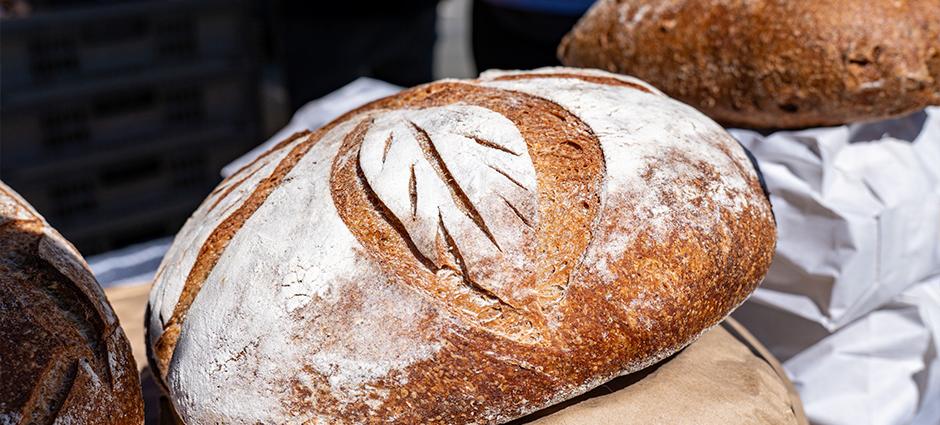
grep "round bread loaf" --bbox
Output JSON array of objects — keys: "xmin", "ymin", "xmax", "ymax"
[
  {"xmin": 558, "ymin": 0, "xmax": 940, "ymax": 129},
  {"xmin": 147, "ymin": 67, "xmax": 776, "ymax": 424},
  {"xmin": 0, "ymin": 182, "xmax": 144, "ymax": 424}
]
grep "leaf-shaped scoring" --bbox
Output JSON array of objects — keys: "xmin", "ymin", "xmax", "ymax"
[{"xmin": 358, "ymin": 105, "xmax": 539, "ymax": 300}]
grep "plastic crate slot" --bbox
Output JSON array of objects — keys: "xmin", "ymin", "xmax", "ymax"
[
  {"xmin": 100, "ymin": 157, "xmax": 161, "ymax": 187},
  {"xmin": 169, "ymin": 154, "xmax": 207, "ymax": 188},
  {"xmin": 93, "ymin": 90, "xmax": 155, "ymax": 117},
  {"xmin": 163, "ymin": 87, "xmax": 205, "ymax": 124},
  {"xmin": 28, "ymin": 36, "xmax": 79, "ymax": 82},
  {"xmin": 110, "ymin": 223, "xmax": 169, "ymax": 250},
  {"xmin": 49, "ymin": 181, "xmax": 96, "ymax": 218},
  {"xmin": 155, "ymin": 18, "xmax": 196, "ymax": 60},
  {"xmin": 81, "ymin": 17, "xmax": 148, "ymax": 45},
  {"xmin": 41, "ymin": 109, "xmax": 90, "ymax": 148}
]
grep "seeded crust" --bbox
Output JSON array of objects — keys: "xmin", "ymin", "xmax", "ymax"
[
  {"xmin": 559, "ymin": 0, "xmax": 940, "ymax": 128},
  {"xmin": 148, "ymin": 69, "xmax": 776, "ymax": 423},
  {"xmin": 0, "ymin": 182, "xmax": 144, "ymax": 424}
]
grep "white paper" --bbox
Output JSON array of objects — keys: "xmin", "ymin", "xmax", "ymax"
[
  {"xmin": 88, "ymin": 237, "xmax": 172, "ymax": 288},
  {"xmin": 730, "ymin": 107, "xmax": 940, "ymax": 425}
]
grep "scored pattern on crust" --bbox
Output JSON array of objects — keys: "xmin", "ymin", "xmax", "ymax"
[
  {"xmin": 0, "ymin": 182, "xmax": 144, "ymax": 423},
  {"xmin": 146, "ymin": 68, "xmax": 777, "ymax": 424},
  {"xmin": 153, "ymin": 79, "xmax": 610, "ymax": 369},
  {"xmin": 330, "ymin": 82, "xmax": 608, "ymax": 345},
  {"xmin": 357, "ymin": 105, "xmax": 539, "ymax": 308}
]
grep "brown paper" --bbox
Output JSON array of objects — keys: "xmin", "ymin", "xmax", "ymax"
[
  {"xmin": 515, "ymin": 320, "xmax": 807, "ymax": 425},
  {"xmin": 106, "ymin": 284, "xmax": 806, "ymax": 425},
  {"xmin": 105, "ymin": 282, "xmax": 151, "ymax": 371}
]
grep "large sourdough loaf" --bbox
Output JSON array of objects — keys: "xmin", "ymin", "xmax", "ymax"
[
  {"xmin": 147, "ymin": 67, "xmax": 776, "ymax": 424},
  {"xmin": 0, "ymin": 181, "xmax": 145, "ymax": 424},
  {"xmin": 558, "ymin": 0, "xmax": 940, "ymax": 128}
]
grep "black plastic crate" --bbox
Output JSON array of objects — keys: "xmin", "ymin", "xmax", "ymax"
[
  {"xmin": 3, "ymin": 135, "xmax": 248, "ymax": 254},
  {"xmin": 0, "ymin": 0, "xmax": 262, "ymax": 255},
  {"xmin": 1, "ymin": 69, "xmax": 256, "ymax": 169},
  {"xmin": 64, "ymin": 200, "xmax": 192, "ymax": 255},
  {"xmin": 0, "ymin": 0, "xmax": 250, "ymax": 96}
]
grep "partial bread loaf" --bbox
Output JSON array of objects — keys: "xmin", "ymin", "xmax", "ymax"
[
  {"xmin": 558, "ymin": 0, "xmax": 940, "ymax": 128},
  {"xmin": 147, "ymin": 67, "xmax": 776, "ymax": 424},
  {"xmin": 0, "ymin": 182, "xmax": 144, "ymax": 424}
]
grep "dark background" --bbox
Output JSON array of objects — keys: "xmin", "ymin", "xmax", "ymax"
[{"xmin": 1, "ymin": 0, "xmax": 267, "ymax": 254}]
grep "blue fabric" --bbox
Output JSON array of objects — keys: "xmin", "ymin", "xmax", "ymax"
[{"xmin": 482, "ymin": 0, "xmax": 595, "ymax": 15}]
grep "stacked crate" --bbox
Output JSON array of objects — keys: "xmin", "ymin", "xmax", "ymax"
[{"xmin": 1, "ymin": 0, "xmax": 261, "ymax": 254}]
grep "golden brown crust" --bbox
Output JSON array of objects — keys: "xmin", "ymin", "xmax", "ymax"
[
  {"xmin": 319, "ymin": 86, "xmax": 776, "ymax": 421},
  {"xmin": 147, "ymin": 69, "xmax": 776, "ymax": 424},
  {"xmin": 559, "ymin": 0, "xmax": 940, "ymax": 128},
  {"xmin": 0, "ymin": 183, "xmax": 144, "ymax": 424},
  {"xmin": 330, "ymin": 82, "xmax": 606, "ymax": 343}
]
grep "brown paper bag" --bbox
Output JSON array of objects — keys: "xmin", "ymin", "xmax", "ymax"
[{"xmin": 106, "ymin": 284, "xmax": 806, "ymax": 425}]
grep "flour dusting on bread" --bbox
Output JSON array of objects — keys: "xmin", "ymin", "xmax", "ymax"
[{"xmin": 148, "ymin": 68, "xmax": 776, "ymax": 424}]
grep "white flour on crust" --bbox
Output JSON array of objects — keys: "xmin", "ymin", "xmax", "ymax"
[
  {"xmin": 479, "ymin": 70, "xmax": 760, "ymax": 285},
  {"xmin": 150, "ymin": 67, "xmax": 767, "ymax": 423},
  {"xmin": 164, "ymin": 120, "xmax": 444, "ymax": 423},
  {"xmin": 148, "ymin": 134, "xmax": 300, "ymax": 346}
]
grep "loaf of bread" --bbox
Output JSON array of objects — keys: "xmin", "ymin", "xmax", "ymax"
[
  {"xmin": 147, "ymin": 67, "xmax": 776, "ymax": 424},
  {"xmin": 0, "ymin": 181, "xmax": 144, "ymax": 424},
  {"xmin": 558, "ymin": 0, "xmax": 940, "ymax": 128}
]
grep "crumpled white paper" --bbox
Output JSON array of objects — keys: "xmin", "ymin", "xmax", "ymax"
[
  {"xmin": 729, "ymin": 108, "xmax": 940, "ymax": 425},
  {"xmin": 88, "ymin": 236, "xmax": 172, "ymax": 288}
]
